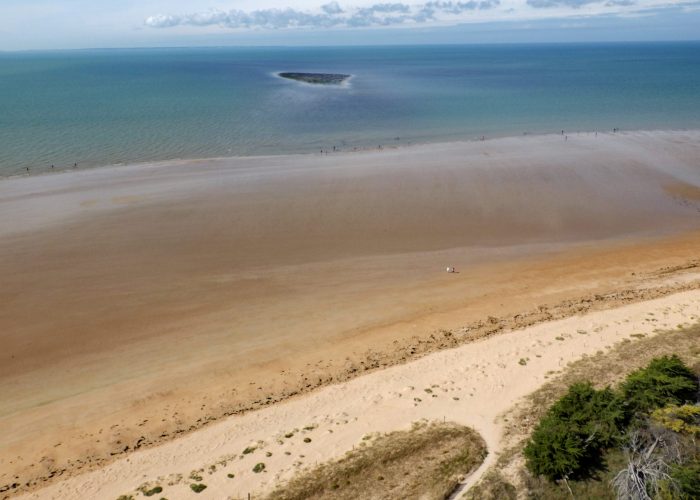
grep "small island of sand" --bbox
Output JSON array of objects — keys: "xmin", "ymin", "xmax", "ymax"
[{"xmin": 278, "ymin": 72, "xmax": 351, "ymax": 85}]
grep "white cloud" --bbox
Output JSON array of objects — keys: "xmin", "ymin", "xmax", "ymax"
[
  {"xmin": 144, "ymin": 0, "xmax": 698, "ymax": 30},
  {"xmin": 143, "ymin": 14, "xmax": 182, "ymax": 28},
  {"xmin": 145, "ymin": 0, "xmax": 504, "ymax": 29}
]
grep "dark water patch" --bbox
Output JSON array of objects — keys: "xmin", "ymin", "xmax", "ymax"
[{"xmin": 278, "ymin": 72, "xmax": 351, "ymax": 85}]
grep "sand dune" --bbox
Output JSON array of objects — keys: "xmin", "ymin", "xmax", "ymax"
[{"xmin": 1, "ymin": 130, "xmax": 699, "ymax": 496}]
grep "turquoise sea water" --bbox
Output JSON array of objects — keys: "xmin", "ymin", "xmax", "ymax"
[{"xmin": 1, "ymin": 43, "xmax": 699, "ymax": 176}]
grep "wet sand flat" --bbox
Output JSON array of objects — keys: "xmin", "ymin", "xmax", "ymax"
[{"xmin": 1, "ymin": 130, "xmax": 699, "ymax": 496}]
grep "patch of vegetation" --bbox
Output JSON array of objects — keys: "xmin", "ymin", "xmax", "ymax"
[
  {"xmin": 620, "ymin": 355, "xmax": 698, "ymax": 414},
  {"xmin": 667, "ymin": 462, "xmax": 700, "ymax": 499},
  {"xmin": 522, "ymin": 351, "xmax": 700, "ymax": 499},
  {"xmin": 266, "ymin": 421, "xmax": 486, "ymax": 500},
  {"xmin": 116, "ymin": 496, "xmax": 134, "ymax": 500},
  {"xmin": 651, "ymin": 404, "xmax": 700, "ymax": 435},
  {"xmin": 303, "ymin": 437, "xmax": 312, "ymax": 443},
  {"xmin": 242, "ymin": 446, "xmax": 257, "ymax": 454},
  {"xmin": 464, "ymin": 470, "xmax": 517, "ymax": 500},
  {"xmin": 524, "ymin": 382, "xmax": 626, "ymax": 481},
  {"xmin": 518, "ymin": 358, "xmax": 528, "ymax": 366},
  {"xmin": 142, "ymin": 486, "xmax": 163, "ymax": 497},
  {"xmin": 522, "ymin": 448, "xmax": 625, "ymax": 499},
  {"xmin": 253, "ymin": 462, "xmax": 266, "ymax": 473},
  {"xmin": 227, "ymin": 473, "xmax": 235, "ymax": 478},
  {"xmin": 611, "ymin": 417, "xmax": 699, "ymax": 499},
  {"xmin": 189, "ymin": 483, "xmax": 207, "ymax": 493}
]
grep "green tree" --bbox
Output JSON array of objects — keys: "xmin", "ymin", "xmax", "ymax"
[
  {"xmin": 524, "ymin": 383, "xmax": 626, "ymax": 481},
  {"xmin": 621, "ymin": 355, "xmax": 698, "ymax": 415}
]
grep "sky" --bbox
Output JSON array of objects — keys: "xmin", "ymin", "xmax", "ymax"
[{"xmin": 0, "ymin": 0, "xmax": 699, "ymax": 50}]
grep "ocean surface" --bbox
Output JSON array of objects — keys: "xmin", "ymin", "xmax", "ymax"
[{"xmin": 1, "ymin": 42, "xmax": 700, "ymax": 176}]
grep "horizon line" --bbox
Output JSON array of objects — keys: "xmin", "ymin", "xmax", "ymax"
[{"xmin": 2, "ymin": 38, "xmax": 700, "ymax": 54}]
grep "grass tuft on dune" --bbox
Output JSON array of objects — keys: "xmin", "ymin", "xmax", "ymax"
[{"xmin": 267, "ymin": 421, "xmax": 486, "ymax": 500}]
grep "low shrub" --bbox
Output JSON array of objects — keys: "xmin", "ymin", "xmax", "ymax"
[
  {"xmin": 668, "ymin": 462, "xmax": 700, "ymax": 499},
  {"xmin": 651, "ymin": 404, "xmax": 700, "ymax": 435},
  {"xmin": 189, "ymin": 483, "xmax": 207, "ymax": 493},
  {"xmin": 621, "ymin": 355, "xmax": 698, "ymax": 414},
  {"xmin": 143, "ymin": 486, "xmax": 163, "ymax": 496}
]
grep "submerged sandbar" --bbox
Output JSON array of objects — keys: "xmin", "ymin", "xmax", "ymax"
[{"xmin": 278, "ymin": 72, "xmax": 351, "ymax": 85}]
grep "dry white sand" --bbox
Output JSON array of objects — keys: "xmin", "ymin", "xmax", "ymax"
[{"xmin": 17, "ymin": 283, "xmax": 700, "ymax": 500}]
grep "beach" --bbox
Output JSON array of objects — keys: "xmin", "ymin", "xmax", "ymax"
[
  {"xmin": 1, "ymin": 130, "xmax": 700, "ymax": 497},
  {"xmin": 13, "ymin": 282, "xmax": 700, "ymax": 499}
]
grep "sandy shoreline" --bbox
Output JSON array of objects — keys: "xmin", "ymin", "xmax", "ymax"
[
  {"xmin": 1, "ymin": 127, "xmax": 696, "ymax": 183},
  {"xmin": 16, "ymin": 282, "xmax": 700, "ymax": 500},
  {"xmin": 1, "ymin": 130, "xmax": 699, "ymax": 497}
]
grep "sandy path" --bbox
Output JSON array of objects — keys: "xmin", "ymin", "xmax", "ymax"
[
  {"xmin": 17, "ymin": 284, "xmax": 700, "ymax": 499},
  {"xmin": 1, "ymin": 130, "xmax": 699, "ymax": 495}
]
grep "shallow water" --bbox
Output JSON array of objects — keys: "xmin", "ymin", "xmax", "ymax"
[{"xmin": 1, "ymin": 42, "xmax": 700, "ymax": 176}]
